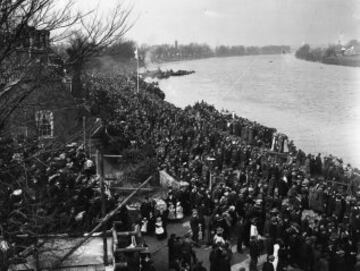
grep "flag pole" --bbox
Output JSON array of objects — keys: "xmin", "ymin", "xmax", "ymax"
[{"xmin": 135, "ymin": 47, "xmax": 139, "ymax": 93}]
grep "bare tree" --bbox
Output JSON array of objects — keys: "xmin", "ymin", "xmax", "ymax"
[
  {"xmin": 64, "ymin": 2, "xmax": 134, "ymax": 97},
  {"xmin": 0, "ymin": 0, "xmax": 81, "ymax": 65},
  {"xmin": 0, "ymin": 1, "xmax": 135, "ymax": 269},
  {"xmin": 0, "ymin": 0, "xmax": 83, "ymax": 130}
]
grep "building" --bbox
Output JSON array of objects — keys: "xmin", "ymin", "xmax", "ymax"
[{"xmin": 0, "ymin": 26, "xmax": 90, "ymax": 142}]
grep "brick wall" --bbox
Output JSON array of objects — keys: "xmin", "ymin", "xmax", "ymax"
[{"xmin": 6, "ymin": 81, "xmax": 86, "ymax": 142}]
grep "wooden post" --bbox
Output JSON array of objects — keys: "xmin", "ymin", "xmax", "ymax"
[{"xmin": 96, "ymin": 150, "xmax": 108, "ymax": 265}]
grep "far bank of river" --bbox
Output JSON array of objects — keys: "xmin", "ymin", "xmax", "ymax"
[
  {"xmin": 296, "ymin": 54, "xmax": 360, "ymax": 68},
  {"xmin": 149, "ymin": 54, "xmax": 360, "ymax": 167}
]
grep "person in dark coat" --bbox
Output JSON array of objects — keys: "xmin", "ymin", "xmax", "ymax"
[
  {"xmin": 168, "ymin": 233, "xmax": 176, "ymax": 268},
  {"xmin": 243, "ymin": 218, "xmax": 251, "ymax": 247},
  {"xmin": 263, "ymin": 234, "xmax": 274, "ymax": 256},
  {"xmin": 181, "ymin": 236, "xmax": 196, "ymax": 266},
  {"xmin": 140, "ymin": 255, "xmax": 156, "ymax": 271},
  {"xmin": 193, "ymin": 261, "xmax": 207, "ymax": 271},
  {"xmin": 190, "ymin": 210, "xmax": 201, "ymax": 244},
  {"xmin": 318, "ymin": 253, "xmax": 329, "ymax": 271},
  {"xmin": 276, "ymin": 241, "xmax": 288, "ymax": 271},
  {"xmin": 209, "ymin": 244, "xmax": 218, "ymax": 271},
  {"xmin": 237, "ymin": 219, "xmax": 244, "ymax": 253},
  {"xmin": 140, "ymin": 197, "xmax": 152, "ymax": 219},
  {"xmin": 173, "ymin": 237, "xmax": 183, "ymax": 264},
  {"xmin": 249, "ymin": 236, "xmax": 261, "ymax": 270},
  {"xmin": 210, "ymin": 244, "xmax": 231, "ymax": 271},
  {"xmin": 262, "ymin": 255, "xmax": 275, "ymax": 271}
]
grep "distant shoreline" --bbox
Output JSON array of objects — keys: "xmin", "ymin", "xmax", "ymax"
[
  {"xmin": 295, "ymin": 55, "xmax": 360, "ymax": 68},
  {"xmin": 142, "ymin": 52, "xmax": 289, "ymax": 67},
  {"xmin": 321, "ymin": 55, "xmax": 360, "ymax": 68},
  {"xmin": 295, "ymin": 44, "xmax": 360, "ymax": 68}
]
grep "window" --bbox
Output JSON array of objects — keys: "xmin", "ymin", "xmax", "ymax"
[
  {"xmin": 35, "ymin": 110, "xmax": 54, "ymax": 138},
  {"xmin": 34, "ymin": 32, "xmax": 41, "ymax": 48}
]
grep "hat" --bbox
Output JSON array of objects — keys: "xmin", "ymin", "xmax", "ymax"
[
  {"xmin": 12, "ymin": 189, "xmax": 22, "ymax": 196},
  {"xmin": 302, "ymin": 179, "xmax": 310, "ymax": 186},
  {"xmin": 270, "ymin": 208, "xmax": 279, "ymax": 214},
  {"xmin": 216, "ymin": 227, "xmax": 224, "ymax": 234}
]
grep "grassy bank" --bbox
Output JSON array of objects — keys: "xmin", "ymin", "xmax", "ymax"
[{"xmin": 322, "ymin": 55, "xmax": 360, "ymax": 67}]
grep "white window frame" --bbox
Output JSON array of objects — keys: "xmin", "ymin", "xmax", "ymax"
[{"xmin": 35, "ymin": 110, "xmax": 54, "ymax": 138}]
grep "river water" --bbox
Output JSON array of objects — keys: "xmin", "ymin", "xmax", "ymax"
[{"xmin": 150, "ymin": 55, "xmax": 360, "ymax": 167}]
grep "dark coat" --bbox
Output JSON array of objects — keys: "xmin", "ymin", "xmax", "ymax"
[
  {"xmin": 262, "ymin": 262, "xmax": 275, "ymax": 271},
  {"xmin": 249, "ymin": 239, "xmax": 261, "ymax": 259}
]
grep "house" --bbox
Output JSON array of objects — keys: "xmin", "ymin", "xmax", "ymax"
[
  {"xmin": 1, "ymin": 77, "xmax": 89, "ymax": 142},
  {"xmin": 0, "ymin": 26, "xmax": 91, "ymax": 142}
]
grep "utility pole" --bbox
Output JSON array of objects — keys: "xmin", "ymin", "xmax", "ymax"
[
  {"xmin": 137, "ymin": 54, "xmax": 140, "ymax": 93},
  {"xmin": 83, "ymin": 116, "xmax": 86, "ymax": 153},
  {"xmin": 96, "ymin": 149, "xmax": 108, "ymax": 265},
  {"xmin": 135, "ymin": 47, "xmax": 140, "ymax": 93}
]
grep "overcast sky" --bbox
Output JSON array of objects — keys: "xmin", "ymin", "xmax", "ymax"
[{"xmin": 73, "ymin": 0, "xmax": 360, "ymax": 47}]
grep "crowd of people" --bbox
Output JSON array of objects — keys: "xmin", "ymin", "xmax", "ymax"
[
  {"xmin": 80, "ymin": 74, "xmax": 360, "ymax": 270},
  {"xmin": 81, "ymin": 74, "xmax": 360, "ymax": 271},
  {"xmin": 0, "ymin": 140, "xmax": 112, "ymax": 236},
  {"xmin": 3, "ymin": 73, "xmax": 358, "ymax": 270}
]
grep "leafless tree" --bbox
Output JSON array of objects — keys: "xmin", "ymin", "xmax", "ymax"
[
  {"xmin": 0, "ymin": 0, "xmax": 81, "ymax": 65},
  {"xmin": 0, "ymin": 0, "xmax": 135, "ymax": 124},
  {"xmin": 0, "ymin": 0, "xmax": 82, "ymax": 130},
  {"xmin": 0, "ymin": 1, "xmax": 135, "ymax": 269},
  {"xmin": 64, "ymin": 2, "xmax": 134, "ymax": 96}
]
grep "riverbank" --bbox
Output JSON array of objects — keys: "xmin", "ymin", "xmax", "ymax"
[
  {"xmin": 155, "ymin": 55, "xmax": 360, "ymax": 168},
  {"xmin": 321, "ymin": 54, "xmax": 360, "ymax": 67},
  {"xmin": 295, "ymin": 54, "xmax": 360, "ymax": 68},
  {"xmin": 141, "ymin": 68, "xmax": 195, "ymax": 79},
  {"xmin": 88, "ymin": 71, "xmax": 359, "ymax": 180},
  {"xmin": 295, "ymin": 44, "xmax": 360, "ymax": 68}
]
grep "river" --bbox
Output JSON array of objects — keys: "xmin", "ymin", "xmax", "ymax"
[{"xmin": 149, "ymin": 55, "xmax": 360, "ymax": 167}]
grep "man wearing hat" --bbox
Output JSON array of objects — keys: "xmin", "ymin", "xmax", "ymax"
[
  {"xmin": 139, "ymin": 252, "xmax": 156, "ymax": 271},
  {"xmin": 190, "ymin": 210, "xmax": 203, "ymax": 246},
  {"xmin": 237, "ymin": 218, "xmax": 245, "ymax": 253}
]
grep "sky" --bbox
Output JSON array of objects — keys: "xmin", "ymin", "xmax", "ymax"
[{"xmin": 72, "ymin": 0, "xmax": 360, "ymax": 47}]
